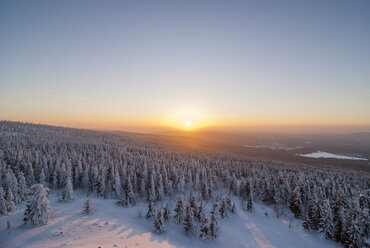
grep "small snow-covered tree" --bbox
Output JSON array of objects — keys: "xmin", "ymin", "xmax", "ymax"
[
  {"xmin": 40, "ymin": 168, "xmax": 46, "ymax": 186},
  {"xmin": 82, "ymin": 167, "xmax": 90, "ymax": 190},
  {"xmin": 209, "ymin": 213, "xmax": 218, "ymax": 239},
  {"xmin": 199, "ymin": 217, "xmax": 209, "ymax": 239},
  {"xmin": 183, "ymin": 205, "xmax": 196, "ymax": 236},
  {"xmin": 219, "ymin": 197, "xmax": 228, "ymax": 218},
  {"xmin": 147, "ymin": 172, "xmax": 156, "ymax": 202},
  {"xmin": 82, "ymin": 197, "xmax": 93, "ymax": 214},
  {"xmin": 139, "ymin": 178, "xmax": 146, "ymax": 197},
  {"xmin": 146, "ymin": 201, "xmax": 156, "ymax": 219},
  {"xmin": 157, "ymin": 174, "xmax": 164, "ymax": 201},
  {"xmin": 26, "ymin": 162, "xmax": 35, "ymax": 186},
  {"xmin": 246, "ymin": 192, "xmax": 253, "ymax": 212},
  {"xmin": 211, "ymin": 202, "xmax": 218, "ymax": 218},
  {"xmin": 6, "ymin": 188, "xmax": 16, "ymax": 213},
  {"xmin": 18, "ymin": 171, "xmax": 27, "ymax": 202},
  {"xmin": 189, "ymin": 195, "xmax": 197, "ymax": 215},
  {"xmin": 6, "ymin": 170, "xmax": 19, "ymax": 204},
  {"xmin": 195, "ymin": 200, "xmax": 206, "ymax": 222},
  {"xmin": 174, "ymin": 195, "xmax": 185, "ymax": 223},
  {"xmin": 0, "ymin": 187, "xmax": 7, "ymax": 215},
  {"xmin": 290, "ymin": 186, "xmax": 302, "ymax": 219},
  {"xmin": 302, "ymin": 211, "xmax": 311, "ymax": 230},
  {"xmin": 201, "ymin": 182, "xmax": 209, "ymax": 201},
  {"xmin": 52, "ymin": 169, "xmax": 59, "ymax": 189},
  {"xmin": 113, "ymin": 174, "xmax": 122, "ymax": 199},
  {"xmin": 230, "ymin": 173, "xmax": 239, "ymax": 195},
  {"xmin": 230, "ymin": 200, "xmax": 237, "ymax": 214},
  {"xmin": 60, "ymin": 176, "xmax": 75, "ymax": 201},
  {"xmin": 23, "ymin": 184, "xmax": 50, "ymax": 225},
  {"xmin": 122, "ymin": 176, "xmax": 136, "ymax": 207},
  {"xmin": 163, "ymin": 203, "xmax": 171, "ymax": 221},
  {"xmin": 153, "ymin": 209, "xmax": 166, "ymax": 233}
]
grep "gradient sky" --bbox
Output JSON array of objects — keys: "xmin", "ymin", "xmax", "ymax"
[{"xmin": 1, "ymin": 0, "xmax": 369, "ymax": 132}]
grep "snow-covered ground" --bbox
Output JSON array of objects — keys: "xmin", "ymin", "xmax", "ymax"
[
  {"xmin": 0, "ymin": 191, "xmax": 338, "ymax": 248},
  {"xmin": 299, "ymin": 151, "xmax": 368, "ymax": 161}
]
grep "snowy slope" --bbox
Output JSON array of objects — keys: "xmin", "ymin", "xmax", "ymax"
[{"xmin": 0, "ymin": 191, "xmax": 339, "ymax": 248}]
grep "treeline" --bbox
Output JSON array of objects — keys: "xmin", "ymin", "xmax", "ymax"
[{"xmin": 0, "ymin": 121, "xmax": 368, "ymax": 247}]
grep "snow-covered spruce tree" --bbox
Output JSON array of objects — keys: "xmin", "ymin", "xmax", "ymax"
[
  {"xmin": 189, "ymin": 194, "xmax": 197, "ymax": 216},
  {"xmin": 153, "ymin": 209, "xmax": 166, "ymax": 233},
  {"xmin": 219, "ymin": 197, "xmax": 228, "ymax": 218},
  {"xmin": 199, "ymin": 217, "xmax": 209, "ymax": 239},
  {"xmin": 230, "ymin": 173, "xmax": 239, "ymax": 195},
  {"xmin": 60, "ymin": 175, "xmax": 75, "ymax": 201},
  {"xmin": 209, "ymin": 212, "xmax": 218, "ymax": 239},
  {"xmin": 139, "ymin": 178, "xmax": 146, "ymax": 198},
  {"xmin": 6, "ymin": 188, "xmax": 16, "ymax": 213},
  {"xmin": 163, "ymin": 203, "xmax": 171, "ymax": 221},
  {"xmin": 113, "ymin": 173, "xmax": 122, "ymax": 199},
  {"xmin": 302, "ymin": 211, "xmax": 311, "ymax": 230},
  {"xmin": 17, "ymin": 171, "xmax": 27, "ymax": 202},
  {"xmin": 307, "ymin": 192, "xmax": 319, "ymax": 230},
  {"xmin": 345, "ymin": 202, "xmax": 362, "ymax": 248},
  {"xmin": 157, "ymin": 174, "xmax": 164, "ymax": 201},
  {"xmin": 147, "ymin": 172, "xmax": 156, "ymax": 202},
  {"xmin": 40, "ymin": 168, "xmax": 46, "ymax": 186},
  {"xmin": 195, "ymin": 200, "xmax": 206, "ymax": 222},
  {"xmin": 6, "ymin": 170, "xmax": 19, "ymax": 204},
  {"xmin": 74, "ymin": 164, "xmax": 81, "ymax": 188},
  {"xmin": 333, "ymin": 205, "xmax": 346, "ymax": 243},
  {"xmin": 210, "ymin": 202, "xmax": 218, "ymax": 218},
  {"xmin": 230, "ymin": 200, "xmax": 237, "ymax": 214},
  {"xmin": 82, "ymin": 197, "xmax": 93, "ymax": 214},
  {"xmin": 345, "ymin": 217, "xmax": 361, "ymax": 248},
  {"xmin": 318, "ymin": 199, "xmax": 334, "ymax": 239},
  {"xmin": 201, "ymin": 181, "xmax": 209, "ymax": 201},
  {"xmin": 0, "ymin": 187, "xmax": 7, "ymax": 215},
  {"xmin": 26, "ymin": 162, "xmax": 35, "ymax": 186},
  {"xmin": 23, "ymin": 184, "xmax": 50, "ymax": 225},
  {"xmin": 82, "ymin": 167, "xmax": 90, "ymax": 190},
  {"xmin": 183, "ymin": 205, "xmax": 196, "ymax": 236},
  {"xmin": 122, "ymin": 176, "xmax": 136, "ymax": 207},
  {"xmin": 246, "ymin": 189, "xmax": 253, "ymax": 212},
  {"xmin": 177, "ymin": 172, "xmax": 185, "ymax": 194},
  {"xmin": 290, "ymin": 185, "xmax": 302, "ymax": 219},
  {"xmin": 358, "ymin": 208, "xmax": 369, "ymax": 247},
  {"xmin": 146, "ymin": 201, "xmax": 156, "ymax": 219},
  {"xmin": 174, "ymin": 195, "xmax": 185, "ymax": 223}
]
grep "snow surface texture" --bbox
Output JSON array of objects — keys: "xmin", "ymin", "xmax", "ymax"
[
  {"xmin": 0, "ymin": 191, "xmax": 338, "ymax": 248},
  {"xmin": 299, "ymin": 151, "xmax": 368, "ymax": 161}
]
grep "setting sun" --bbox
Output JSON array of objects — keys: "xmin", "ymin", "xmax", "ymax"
[{"xmin": 185, "ymin": 120, "xmax": 191, "ymax": 127}]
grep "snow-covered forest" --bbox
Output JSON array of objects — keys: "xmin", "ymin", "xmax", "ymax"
[{"xmin": 0, "ymin": 121, "xmax": 368, "ymax": 247}]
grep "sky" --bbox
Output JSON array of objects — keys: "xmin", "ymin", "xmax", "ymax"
[{"xmin": 0, "ymin": 0, "xmax": 369, "ymax": 132}]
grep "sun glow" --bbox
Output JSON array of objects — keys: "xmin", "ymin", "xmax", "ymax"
[{"xmin": 162, "ymin": 106, "xmax": 212, "ymax": 131}]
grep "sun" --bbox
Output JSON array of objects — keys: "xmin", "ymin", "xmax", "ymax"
[{"xmin": 162, "ymin": 106, "xmax": 212, "ymax": 131}]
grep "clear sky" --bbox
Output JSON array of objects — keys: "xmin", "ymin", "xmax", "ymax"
[{"xmin": 1, "ymin": 0, "xmax": 369, "ymax": 132}]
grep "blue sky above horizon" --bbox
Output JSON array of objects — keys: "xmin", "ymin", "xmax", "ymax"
[{"xmin": 1, "ymin": 0, "xmax": 369, "ymax": 131}]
